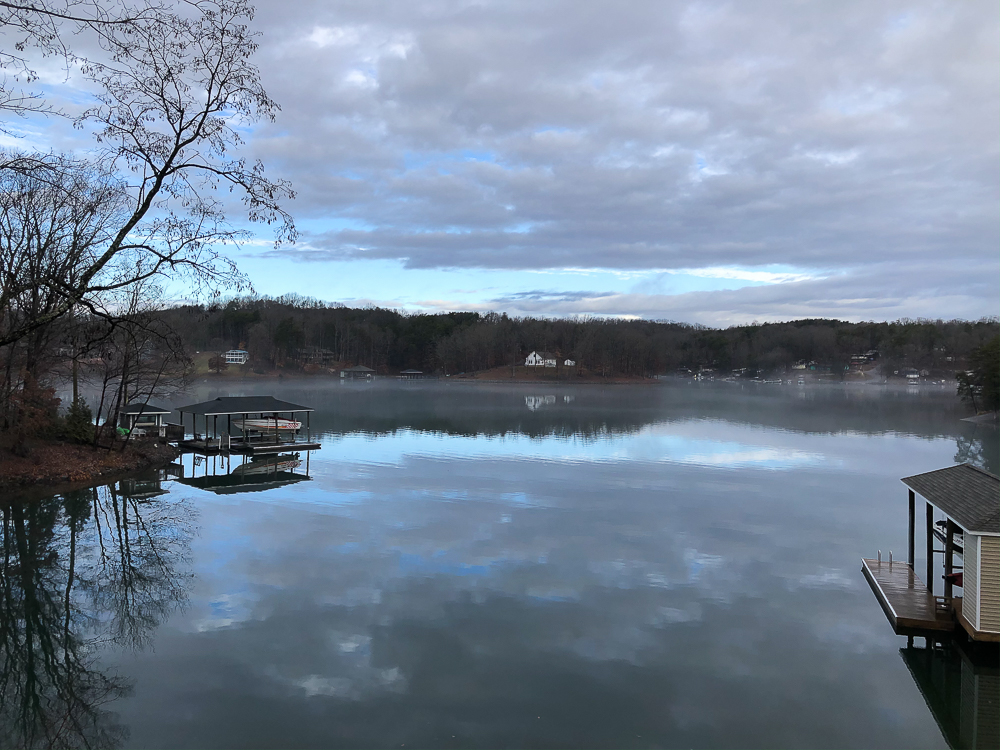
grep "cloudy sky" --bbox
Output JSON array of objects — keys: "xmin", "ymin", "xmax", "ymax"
[{"xmin": 12, "ymin": 0, "xmax": 1000, "ymax": 324}]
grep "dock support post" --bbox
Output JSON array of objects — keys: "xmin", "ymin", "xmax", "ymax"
[
  {"xmin": 925, "ymin": 502, "xmax": 934, "ymax": 595},
  {"xmin": 908, "ymin": 490, "xmax": 915, "ymax": 570},
  {"xmin": 944, "ymin": 520, "xmax": 955, "ymax": 601}
]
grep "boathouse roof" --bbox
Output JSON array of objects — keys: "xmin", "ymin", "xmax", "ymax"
[
  {"xmin": 175, "ymin": 396, "xmax": 314, "ymax": 415},
  {"xmin": 120, "ymin": 402, "xmax": 172, "ymax": 415},
  {"xmin": 342, "ymin": 365, "xmax": 375, "ymax": 372},
  {"xmin": 902, "ymin": 463, "xmax": 1000, "ymax": 534}
]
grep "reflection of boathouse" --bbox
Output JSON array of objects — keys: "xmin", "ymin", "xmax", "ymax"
[
  {"xmin": 900, "ymin": 639, "xmax": 998, "ymax": 749},
  {"xmin": 173, "ymin": 451, "xmax": 312, "ymax": 494},
  {"xmin": 863, "ymin": 463, "xmax": 999, "ymax": 642},
  {"xmin": 116, "ymin": 464, "xmax": 183, "ymax": 499}
]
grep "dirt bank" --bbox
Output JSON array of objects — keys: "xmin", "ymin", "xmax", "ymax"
[{"xmin": 0, "ymin": 439, "xmax": 179, "ymax": 497}]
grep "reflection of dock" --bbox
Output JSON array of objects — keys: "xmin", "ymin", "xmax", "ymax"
[
  {"xmin": 862, "ymin": 558, "xmax": 956, "ymax": 635},
  {"xmin": 900, "ymin": 639, "xmax": 999, "ymax": 750},
  {"xmin": 178, "ymin": 437, "xmax": 321, "ymax": 455},
  {"xmin": 172, "ymin": 452, "xmax": 312, "ymax": 495}
]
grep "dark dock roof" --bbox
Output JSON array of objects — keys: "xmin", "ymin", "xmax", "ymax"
[
  {"xmin": 175, "ymin": 472, "xmax": 309, "ymax": 495},
  {"xmin": 120, "ymin": 402, "xmax": 172, "ymax": 415},
  {"xmin": 175, "ymin": 396, "xmax": 314, "ymax": 416},
  {"xmin": 902, "ymin": 463, "xmax": 1000, "ymax": 534}
]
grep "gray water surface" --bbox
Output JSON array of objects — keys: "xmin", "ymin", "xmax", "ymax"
[{"xmin": 3, "ymin": 382, "xmax": 995, "ymax": 748}]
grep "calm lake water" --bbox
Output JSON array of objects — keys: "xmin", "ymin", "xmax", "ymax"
[{"xmin": 3, "ymin": 381, "xmax": 997, "ymax": 749}]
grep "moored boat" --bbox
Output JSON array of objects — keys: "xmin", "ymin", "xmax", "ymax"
[{"xmin": 232, "ymin": 417, "xmax": 302, "ymax": 432}]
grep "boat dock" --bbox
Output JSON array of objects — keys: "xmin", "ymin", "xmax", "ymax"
[
  {"xmin": 862, "ymin": 558, "xmax": 956, "ymax": 635},
  {"xmin": 173, "ymin": 395, "xmax": 321, "ymax": 456}
]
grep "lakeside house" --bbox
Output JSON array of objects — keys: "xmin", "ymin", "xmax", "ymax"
[
  {"xmin": 525, "ymin": 351, "xmax": 557, "ymax": 367},
  {"xmin": 225, "ymin": 349, "xmax": 249, "ymax": 365}
]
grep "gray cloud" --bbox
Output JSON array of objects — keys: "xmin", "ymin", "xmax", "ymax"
[
  {"xmin": 479, "ymin": 258, "xmax": 999, "ymax": 325},
  {"xmin": 223, "ymin": 1, "xmax": 999, "ymax": 320}
]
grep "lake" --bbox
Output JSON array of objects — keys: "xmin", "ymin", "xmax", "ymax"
[{"xmin": 2, "ymin": 381, "xmax": 996, "ymax": 748}]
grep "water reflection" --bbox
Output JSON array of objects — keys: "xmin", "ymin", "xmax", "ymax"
[
  {"xmin": 954, "ymin": 428, "xmax": 999, "ymax": 474},
  {"xmin": 901, "ymin": 640, "xmax": 999, "ymax": 750},
  {"xmin": 0, "ymin": 487, "xmax": 193, "ymax": 749},
  {"xmin": 174, "ymin": 451, "xmax": 313, "ymax": 495},
  {"xmin": 162, "ymin": 382, "xmax": 995, "ymax": 474},
  {"xmin": 42, "ymin": 382, "xmax": 998, "ymax": 746}
]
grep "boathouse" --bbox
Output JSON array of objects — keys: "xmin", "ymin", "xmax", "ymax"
[
  {"xmin": 118, "ymin": 402, "xmax": 173, "ymax": 437},
  {"xmin": 174, "ymin": 395, "xmax": 319, "ymax": 455},
  {"xmin": 863, "ymin": 463, "xmax": 999, "ymax": 642},
  {"xmin": 340, "ymin": 365, "xmax": 375, "ymax": 380}
]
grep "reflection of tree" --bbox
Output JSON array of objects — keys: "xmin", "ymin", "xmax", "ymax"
[
  {"xmin": 954, "ymin": 428, "xmax": 999, "ymax": 475},
  {"xmin": 0, "ymin": 486, "xmax": 193, "ymax": 749}
]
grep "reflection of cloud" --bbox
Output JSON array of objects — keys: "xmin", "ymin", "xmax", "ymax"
[
  {"xmin": 675, "ymin": 448, "xmax": 824, "ymax": 469},
  {"xmin": 311, "ymin": 426, "xmax": 830, "ymax": 472},
  {"xmin": 115, "ymin": 401, "xmax": 964, "ymax": 747}
]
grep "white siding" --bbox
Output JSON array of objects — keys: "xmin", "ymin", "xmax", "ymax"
[
  {"xmin": 979, "ymin": 535, "xmax": 1000, "ymax": 633},
  {"xmin": 963, "ymin": 534, "xmax": 979, "ymax": 632}
]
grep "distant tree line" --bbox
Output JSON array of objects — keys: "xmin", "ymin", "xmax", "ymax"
[{"xmin": 158, "ymin": 295, "xmax": 999, "ymax": 379}]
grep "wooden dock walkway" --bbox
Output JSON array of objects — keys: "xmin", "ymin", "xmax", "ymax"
[{"xmin": 862, "ymin": 558, "xmax": 956, "ymax": 635}]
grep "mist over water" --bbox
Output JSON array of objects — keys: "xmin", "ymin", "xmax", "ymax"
[{"xmin": 7, "ymin": 382, "xmax": 995, "ymax": 748}]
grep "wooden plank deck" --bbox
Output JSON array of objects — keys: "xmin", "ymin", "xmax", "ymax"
[{"xmin": 862, "ymin": 558, "xmax": 956, "ymax": 635}]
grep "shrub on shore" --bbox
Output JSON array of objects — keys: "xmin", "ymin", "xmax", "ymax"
[{"xmin": 63, "ymin": 398, "xmax": 95, "ymax": 444}]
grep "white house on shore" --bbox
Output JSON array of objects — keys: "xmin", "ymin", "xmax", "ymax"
[
  {"xmin": 525, "ymin": 351, "xmax": 557, "ymax": 367},
  {"xmin": 225, "ymin": 349, "xmax": 249, "ymax": 365}
]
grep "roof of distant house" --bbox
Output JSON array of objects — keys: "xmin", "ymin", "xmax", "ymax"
[
  {"xmin": 342, "ymin": 365, "xmax": 375, "ymax": 372},
  {"xmin": 902, "ymin": 463, "xmax": 999, "ymax": 533},
  {"xmin": 175, "ymin": 396, "xmax": 314, "ymax": 415}
]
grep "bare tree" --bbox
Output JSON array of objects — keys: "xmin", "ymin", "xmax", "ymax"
[
  {"xmin": 0, "ymin": 155, "xmax": 126, "ymax": 373},
  {"xmin": 81, "ymin": 281, "xmax": 191, "ymax": 448},
  {"xmin": 0, "ymin": 0, "xmax": 295, "ymax": 351},
  {"xmin": 0, "ymin": 1, "xmax": 166, "ymax": 121}
]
